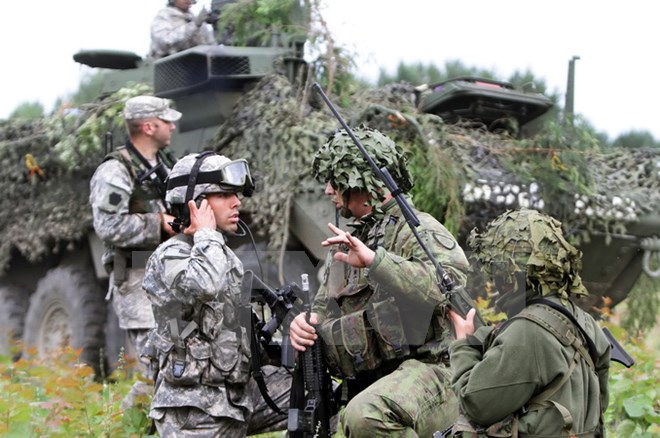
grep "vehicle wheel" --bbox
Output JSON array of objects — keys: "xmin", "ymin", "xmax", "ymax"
[
  {"xmin": 22, "ymin": 264, "xmax": 108, "ymax": 377},
  {"xmin": 0, "ymin": 284, "xmax": 29, "ymax": 359}
]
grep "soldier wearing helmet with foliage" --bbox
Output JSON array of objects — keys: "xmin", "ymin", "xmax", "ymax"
[
  {"xmin": 289, "ymin": 126, "xmax": 469, "ymax": 437},
  {"xmin": 142, "ymin": 152, "xmax": 290, "ymax": 437},
  {"xmin": 447, "ymin": 208, "xmax": 610, "ymax": 437}
]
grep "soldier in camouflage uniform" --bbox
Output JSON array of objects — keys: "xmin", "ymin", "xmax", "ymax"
[
  {"xmin": 89, "ymin": 95, "xmax": 179, "ymax": 406},
  {"xmin": 289, "ymin": 127, "xmax": 468, "ymax": 437},
  {"xmin": 149, "ymin": 0, "xmax": 215, "ymax": 60},
  {"xmin": 143, "ymin": 152, "xmax": 290, "ymax": 437},
  {"xmin": 448, "ymin": 209, "xmax": 610, "ymax": 437}
]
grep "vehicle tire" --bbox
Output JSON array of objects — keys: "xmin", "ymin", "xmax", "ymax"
[
  {"xmin": 22, "ymin": 264, "xmax": 108, "ymax": 377},
  {"xmin": 0, "ymin": 284, "xmax": 29, "ymax": 360}
]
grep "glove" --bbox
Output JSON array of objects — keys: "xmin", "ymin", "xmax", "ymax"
[{"xmin": 194, "ymin": 8, "xmax": 209, "ymax": 27}]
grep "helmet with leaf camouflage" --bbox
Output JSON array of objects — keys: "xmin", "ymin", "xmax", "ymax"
[
  {"xmin": 312, "ymin": 126, "xmax": 413, "ymax": 205},
  {"xmin": 468, "ymin": 208, "xmax": 588, "ymax": 307}
]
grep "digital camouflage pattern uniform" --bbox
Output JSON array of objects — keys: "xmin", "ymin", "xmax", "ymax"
[
  {"xmin": 449, "ymin": 209, "xmax": 610, "ymax": 437},
  {"xmin": 89, "ymin": 95, "xmax": 180, "ymax": 408},
  {"xmin": 142, "ymin": 153, "xmax": 289, "ymax": 437},
  {"xmin": 89, "ymin": 146, "xmax": 172, "ymax": 360},
  {"xmin": 149, "ymin": 5, "xmax": 215, "ymax": 59},
  {"xmin": 312, "ymin": 127, "xmax": 469, "ymax": 438}
]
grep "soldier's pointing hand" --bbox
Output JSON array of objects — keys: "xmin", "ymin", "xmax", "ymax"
[{"xmin": 322, "ymin": 223, "xmax": 375, "ymax": 268}]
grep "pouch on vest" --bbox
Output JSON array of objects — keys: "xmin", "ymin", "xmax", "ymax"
[
  {"xmin": 366, "ymin": 296, "xmax": 410, "ymax": 361},
  {"xmin": 318, "ymin": 309, "xmax": 381, "ymax": 377},
  {"xmin": 153, "ymin": 330, "xmax": 211, "ymax": 386},
  {"xmin": 205, "ymin": 327, "xmax": 251, "ymax": 386},
  {"xmin": 200, "ymin": 301, "xmax": 225, "ymax": 339}
]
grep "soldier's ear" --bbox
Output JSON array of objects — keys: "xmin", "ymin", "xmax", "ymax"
[{"xmin": 141, "ymin": 120, "xmax": 157, "ymax": 136}]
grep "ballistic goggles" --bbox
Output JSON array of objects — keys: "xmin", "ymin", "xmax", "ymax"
[{"xmin": 167, "ymin": 157, "xmax": 255, "ymax": 198}]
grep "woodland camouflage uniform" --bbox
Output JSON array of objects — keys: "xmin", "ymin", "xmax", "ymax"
[
  {"xmin": 449, "ymin": 209, "xmax": 610, "ymax": 437},
  {"xmin": 312, "ymin": 127, "xmax": 469, "ymax": 437}
]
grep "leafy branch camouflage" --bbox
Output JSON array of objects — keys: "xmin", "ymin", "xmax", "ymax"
[
  {"xmin": 0, "ymin": 83, "xmax": 151, "ymax": 274},
  {"xmin": 468, "ymin": 208, "xmax": 588, "ymax": 301},
  {"xmin": 311, "ymin": 125, "xmax": 414, "ymax": 205},
  {"xmin": 1, "ymin": 74, "xmax": 658, "ymax": 282}
]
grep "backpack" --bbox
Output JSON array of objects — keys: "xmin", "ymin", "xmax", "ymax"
[{"xmin": 448, "ymin": 299, "xmax": 599, "ymax": 438}]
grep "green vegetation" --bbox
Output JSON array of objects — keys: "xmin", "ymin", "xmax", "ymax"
[{"xmin": 0, "ymin": 324, "xmax": 656, "ymax": 437}]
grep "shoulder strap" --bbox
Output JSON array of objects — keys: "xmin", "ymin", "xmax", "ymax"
[
  {"xmin": 515, "ymin": 300, "xmax": 599, "ymax": 435},
  {"xmin": 103, "ymin": 146, "xmax": 137, "ymax": 178},
  {"xmin": 527, "ymin": 298, "xmax": 598, "ymax": 366}
]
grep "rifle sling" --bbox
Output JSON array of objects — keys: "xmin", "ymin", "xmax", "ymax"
[{"xmin": 250, "ymin": 312, "xmax": 284, "ymax": 415}]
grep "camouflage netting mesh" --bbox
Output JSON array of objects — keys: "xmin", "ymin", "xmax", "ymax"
[
  {"xmin": 205, "ymin": 75, "xmax": 660, "ymax": 255},
  {"xmin": 0, "ymin": 118, "xmax": 93, "ymax": 273},
  {"xmin": 0, "ymin": 84, "xmax": 150, "ymax": 274},
  {"xmin": 1, "ymin": 74, "xmax": 658, "ymax": 275},
  {"xmin": 208, "ymin": 74, "xmax": 334, "ymax": 253}
]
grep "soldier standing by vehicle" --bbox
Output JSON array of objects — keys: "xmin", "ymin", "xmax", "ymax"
[
  {"xmin": 289, "ymin": 127, "xmax": 469, "ymax": 437},
  {"xmin": 89, "ymin": 95, "xmax": 179, "ymax": 406},
  {"xmin": 447, "ymin": 208, "xmax": 610, "ymax": 437},
  {"xmin": 149, "ymin": 0, "xmax": 216, "ymax": 60},
  {"xmin": 143, "ymin": 152, "xmax": 290, "ymax": 437}
]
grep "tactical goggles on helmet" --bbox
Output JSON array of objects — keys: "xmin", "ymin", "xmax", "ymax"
[
  {"xmin": 166, "ymin": 158, "xmax": 255, "ymax": 197},
  {"xmin": 216, "ymin": 159, "xmax": 254, "ymax": 194}
]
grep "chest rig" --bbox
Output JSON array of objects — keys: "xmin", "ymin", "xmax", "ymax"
[
  {"xmin": 103, "ymin": 143, "xmax": 176, "ymax": 284},
  {"xmin": 320, "ymin": 209, "xmax": 451, "ymax": 381}
]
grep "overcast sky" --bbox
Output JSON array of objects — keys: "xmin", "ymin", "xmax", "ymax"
[{"xmin": 2, "ymin": 0, "xmax": 658, "ymax": 140}]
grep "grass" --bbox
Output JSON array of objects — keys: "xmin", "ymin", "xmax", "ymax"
[{"xmin": 0, "ymin": 320, "xmax": 657, "ymax": 437}]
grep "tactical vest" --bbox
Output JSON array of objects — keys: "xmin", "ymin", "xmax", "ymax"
[
  {"xmin": 450, "ymin": 302, "xmax": 600, "ymax": 438},
  {"xmin": 103, "ymin": 145, "xmax": 175, "ymax": 215},
  {"xmin": 149, "ymin": 234, "xmax": 252, "ymax": 388},
  {"xmin": 319, "ymin": 208, "xmax": 452, "ymax": 380},
  {"xmin": 103, "ymin": 145, "xmax": 176, "ymax": 284}
]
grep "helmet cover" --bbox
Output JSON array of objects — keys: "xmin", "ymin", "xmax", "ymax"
[
  {"xmin": 468, "ymin": 208, "xmax": 588, "ymax": 301},
  {"xmin": 312, "ymin": 126, "xmax": 413, "ymax": 205}
]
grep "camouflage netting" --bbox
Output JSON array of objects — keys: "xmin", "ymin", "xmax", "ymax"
[
  {"xmin": 207, "ymin": 75, "xmax": 660, "ymax": 254},
  {"xmin": 0, "ymin": 117, "xmax": 93, "ymax": 273},
  {"xmin": 208, "ymin": 74, "xmax": 334, "ymax": 253},
  {"xmin": 1, "ymin": 73, "xmax": 658, "ymax": 276},
  {"xmin": 0, "ymin": 84, "xmax": 150, "ymax": 274}
]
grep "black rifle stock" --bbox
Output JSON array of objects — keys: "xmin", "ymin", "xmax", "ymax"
[
  {"xmin": 602, "ymin": 327, "xmax": 635, "ymax": 368},
  {"xmin": 312, "ymin": 82, "xmax": 485, "ymax": 327},
  {"xmin": 288, "ymin": 273, "xmax": 335, "ymax": 438}
]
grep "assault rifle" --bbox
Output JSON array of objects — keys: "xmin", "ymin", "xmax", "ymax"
[
  {"xmin": 240, "ymin": 270, "xmax": 306, "ymax": 415},
  {"xmin": 242, "ymin": 270, "xmax": 300, "ymax": 366},
  {"xmin": 288, "ymin": 274, "xmax": 336, "ymax": 438},
  {"xmin": 312, "ymin": 82, "xmax": 486, "ymax": 327}
]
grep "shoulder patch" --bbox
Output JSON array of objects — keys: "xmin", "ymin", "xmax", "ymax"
[
  {"xmin": 109, "ymin": 192, "xmax": 122, "ymax": 206},
  {"xmin": 431, "ymin": 232, "xmax": 456, "ymax": 250}
]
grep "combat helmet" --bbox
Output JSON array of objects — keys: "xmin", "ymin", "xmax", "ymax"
[
  {"xmin": 468, "ymin": 208, "xmax": 588, "ymax": 313},
  {"xmin": 166, "ymin": 151, "xmax": 254, "ymax": 231},
  {"xmin": 312, "ymin": 126, "xmax": 413, "ymax": 208}
]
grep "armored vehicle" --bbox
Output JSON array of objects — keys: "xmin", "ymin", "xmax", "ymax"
[{"xmin": 0, "ymin": 3, "xmax": 658, "ymax": 375}]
